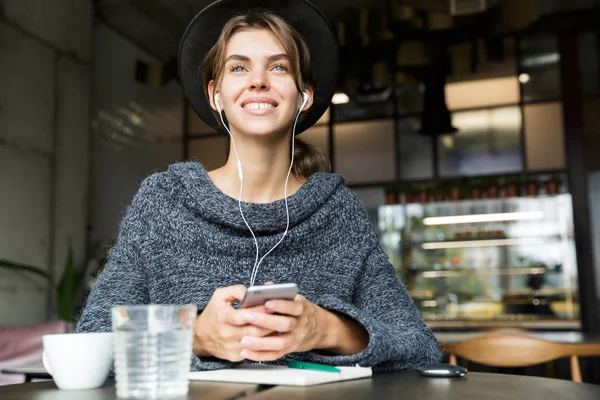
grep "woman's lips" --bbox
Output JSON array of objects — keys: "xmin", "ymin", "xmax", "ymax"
[
  {"xmin": 240, "ymin": 96, "xmax": 279, "ymax": 116},
  {"xmin": 242, "ymin": 102, "xmax": 277, "ymax": 116}
]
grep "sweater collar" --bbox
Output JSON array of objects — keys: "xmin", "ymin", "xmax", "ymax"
[{"xmin": 168, "ymin": 162, "xmax": 345, "ymax": 233}]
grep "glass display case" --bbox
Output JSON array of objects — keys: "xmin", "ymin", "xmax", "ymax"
[{"xmin": 378, "ymin": 194, "xmax": 580, "ymax": 329}]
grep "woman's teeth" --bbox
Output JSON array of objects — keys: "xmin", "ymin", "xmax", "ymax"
[{"xmin": 244, "ymin": 103, "xmax": 275, "ymax": 110}]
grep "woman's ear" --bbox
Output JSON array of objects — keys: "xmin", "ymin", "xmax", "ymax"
[
  {"xmin": 300, "ymin": 87, "xmax": 314, "ymax": 112},
  {"xmin": 208, "ymin": 80, "xmax": 219, "ymax": 112}
]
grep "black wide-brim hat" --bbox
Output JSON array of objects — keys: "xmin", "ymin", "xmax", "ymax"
[{"xmin": 178, "ymin": 0, "xmax": 339, "ymax": 135}]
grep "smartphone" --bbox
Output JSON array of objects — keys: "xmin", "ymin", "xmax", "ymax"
[
  {"xmin": 418, "ymin": 363, "xmax": 467, "ymax": 377},
  {"xmin": 238, "ymin": 283, "xmax": 299, "ymax": 309}
]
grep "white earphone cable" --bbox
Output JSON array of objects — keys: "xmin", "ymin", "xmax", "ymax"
[
  {"xmin": 218, "ymin": 111, "xmax": 260, "ymax": 276},
  {"xmin": 217, "ymin": 93, "xmax": 306, "ymax": 287},
  {"xmin": 249, "ymin": 105, "xmax": 302, "ymax": 286}
]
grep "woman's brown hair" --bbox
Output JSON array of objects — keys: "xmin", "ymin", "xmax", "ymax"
[{"xmin": 201, "ymin": 11, "xmax": 330, "ymax": 178}]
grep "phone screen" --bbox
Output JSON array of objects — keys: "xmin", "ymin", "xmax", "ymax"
[{"xmin": 239, "ymin": 283, "xmax": 298, "ymax": 309}]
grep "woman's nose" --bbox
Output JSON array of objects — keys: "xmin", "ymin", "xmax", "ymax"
[{"xmin": 248, "ymin": 70, "xmax": 270, "ymax": 91}]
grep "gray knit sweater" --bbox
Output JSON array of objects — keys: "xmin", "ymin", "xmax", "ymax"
[{"xmin": 75, "ymin": 162, "xmax": 441, "ymax": 372}]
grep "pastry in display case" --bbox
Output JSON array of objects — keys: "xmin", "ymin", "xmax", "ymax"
[{"xmin": 378, "ymin": 194, "xmax": 580, "ymax": 329}]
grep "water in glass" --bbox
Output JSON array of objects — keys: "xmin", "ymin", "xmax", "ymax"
[{"xmin": 111, "ymin": 304, "xmax": 197, "ymax": 399}]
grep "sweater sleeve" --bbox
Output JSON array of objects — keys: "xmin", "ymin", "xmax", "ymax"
[
  {"xmin": 74, "ymin": 176, "xmax": 233, "ymax": 371},
  {"xmin": 302, "ymin": 244, "xmax": 442, "ymax": 372},
  {"xmin": 74, "ymin": 178, "xmax": 154, "ymax": 334}
]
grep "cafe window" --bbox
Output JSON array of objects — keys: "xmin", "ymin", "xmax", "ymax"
[
  {"xmin": 519, "ymin": 34, "xmax": 562, "ymax": 103},
  {"xmin": 397, "ymin": 117, "xmax": 434, "ymax": 180},
  {"xmin": 578, "ymin": 32, "xmax": 599, "ymax": 96},
  {"xmin": 524, "ymin": 102, "xmax": 566, "ymax": 171},
  {"xmin": 395, "ymin": 81, "xmax": 424, "ymax": 116},
  {"xmin": 333, "ymin": 93, "xmax": 394, "ymax": 122},
  {"xmin": 334, "ymin": 119, "xmax": 395, "ymax": 184},
  {"xmin": 582, "ymin": 98, "xmax": 600, "ymax": 170},
  {"xmin": 446, "ymin": 76, "xmax": 520, "ymax": 111},
  {"xmin": 438, "ymin": 106, "xmax": 523, "ymax": 177}
]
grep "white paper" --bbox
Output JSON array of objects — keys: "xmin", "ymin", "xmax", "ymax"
[{"xmin": 188, "ymin": 364, "xmax": 373, "ymax": 386}]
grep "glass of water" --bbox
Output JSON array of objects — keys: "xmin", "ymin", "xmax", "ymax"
[{"xmin": 111, "ymin": 304, "xmax": 197, "ymax": 399}]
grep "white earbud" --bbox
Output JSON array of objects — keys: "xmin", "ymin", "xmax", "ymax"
[
  {"xmin": 300, "ymin": 91, "xmax": 309, "ymax": 112},
  {"xmin": 214, "ymin": 93, "xmax": 222, "ymax": 113}
]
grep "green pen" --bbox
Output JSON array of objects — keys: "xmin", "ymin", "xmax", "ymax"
[{"xmin": 288, "ymin": 360, "xmax": 341, "ymax": 373}]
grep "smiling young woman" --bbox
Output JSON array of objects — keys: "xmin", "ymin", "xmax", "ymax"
[
  {"xmin": 204, "ymin": 27, "xmax": 312, "ymax": 203},
  {"xmin": 202, "ymin": 13, "xmax": 329, "ymax": 202},
  {"xmin": 74, "ymin": 0, "xmax": 442, "ymax": 373}
]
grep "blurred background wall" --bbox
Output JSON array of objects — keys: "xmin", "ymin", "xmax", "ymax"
[
  {"xmin": 90, "ymin": 23, "xmax": 182, "ymax": 260},
  {"xmin": 0, "ymin": 0, "xmax": 92, "ymax": 323}
]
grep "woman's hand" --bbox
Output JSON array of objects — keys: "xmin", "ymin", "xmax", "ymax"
[
  {"xmin": 193, "ymin": 285, "xmax": 274, "ymax": 362},
  {"xmin": 237, "ymin": 294, "xmax": 330, "ymax": 361},
  {"xmin": 239, "ymin": 295, "xmax": 370, "ymax": 361}
]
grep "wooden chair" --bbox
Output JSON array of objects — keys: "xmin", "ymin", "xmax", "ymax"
[
  {"xmin": 445, "ymin": 334, "xmax": 584, "ymax": 382},
  {"xmin": 479, "ymin": 327, "xmax": 530, "ymax": 334},
  {"xmin": 476, "ymin": 327, "xmax": 548, "ymax": 375},
  {"xmin": 455, "ymin": 327, "xmax": 533, "ymax": 373}
]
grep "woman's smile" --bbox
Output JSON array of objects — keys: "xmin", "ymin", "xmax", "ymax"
[{"xmin": 241, "ymin": 96, "xmax": 279, "ymax": 116}]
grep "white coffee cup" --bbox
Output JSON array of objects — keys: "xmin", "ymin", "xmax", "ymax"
[{"xmin": 42, "ymin": 332, "xmax": 113, "ymax": 390}]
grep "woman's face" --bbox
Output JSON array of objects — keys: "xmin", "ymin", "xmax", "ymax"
[{"xmin": 209, "ymin": 29, "xmax": 310, "ymax": 138}]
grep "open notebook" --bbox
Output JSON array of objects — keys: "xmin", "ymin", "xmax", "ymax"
[{"xmin": 188, "ymin": 364, "xmax": 373, "ymax": 386}]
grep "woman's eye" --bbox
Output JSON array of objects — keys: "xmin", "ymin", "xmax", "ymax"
[
  {"xmin": 230, "ymin": 65, "xmax": 246, "ymax": 72},
  {"xmin": 272, "ymin": 64, "xmax": 288, "ymax": 72}
]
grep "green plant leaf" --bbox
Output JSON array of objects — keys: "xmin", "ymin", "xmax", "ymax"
[
  {"xmin": 56, "ymin": 240, "xmax": 90, "ymax": 322},
  {"xmin": 0, "ymin": 260, "xmax": 51, "ymax": 281}
]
